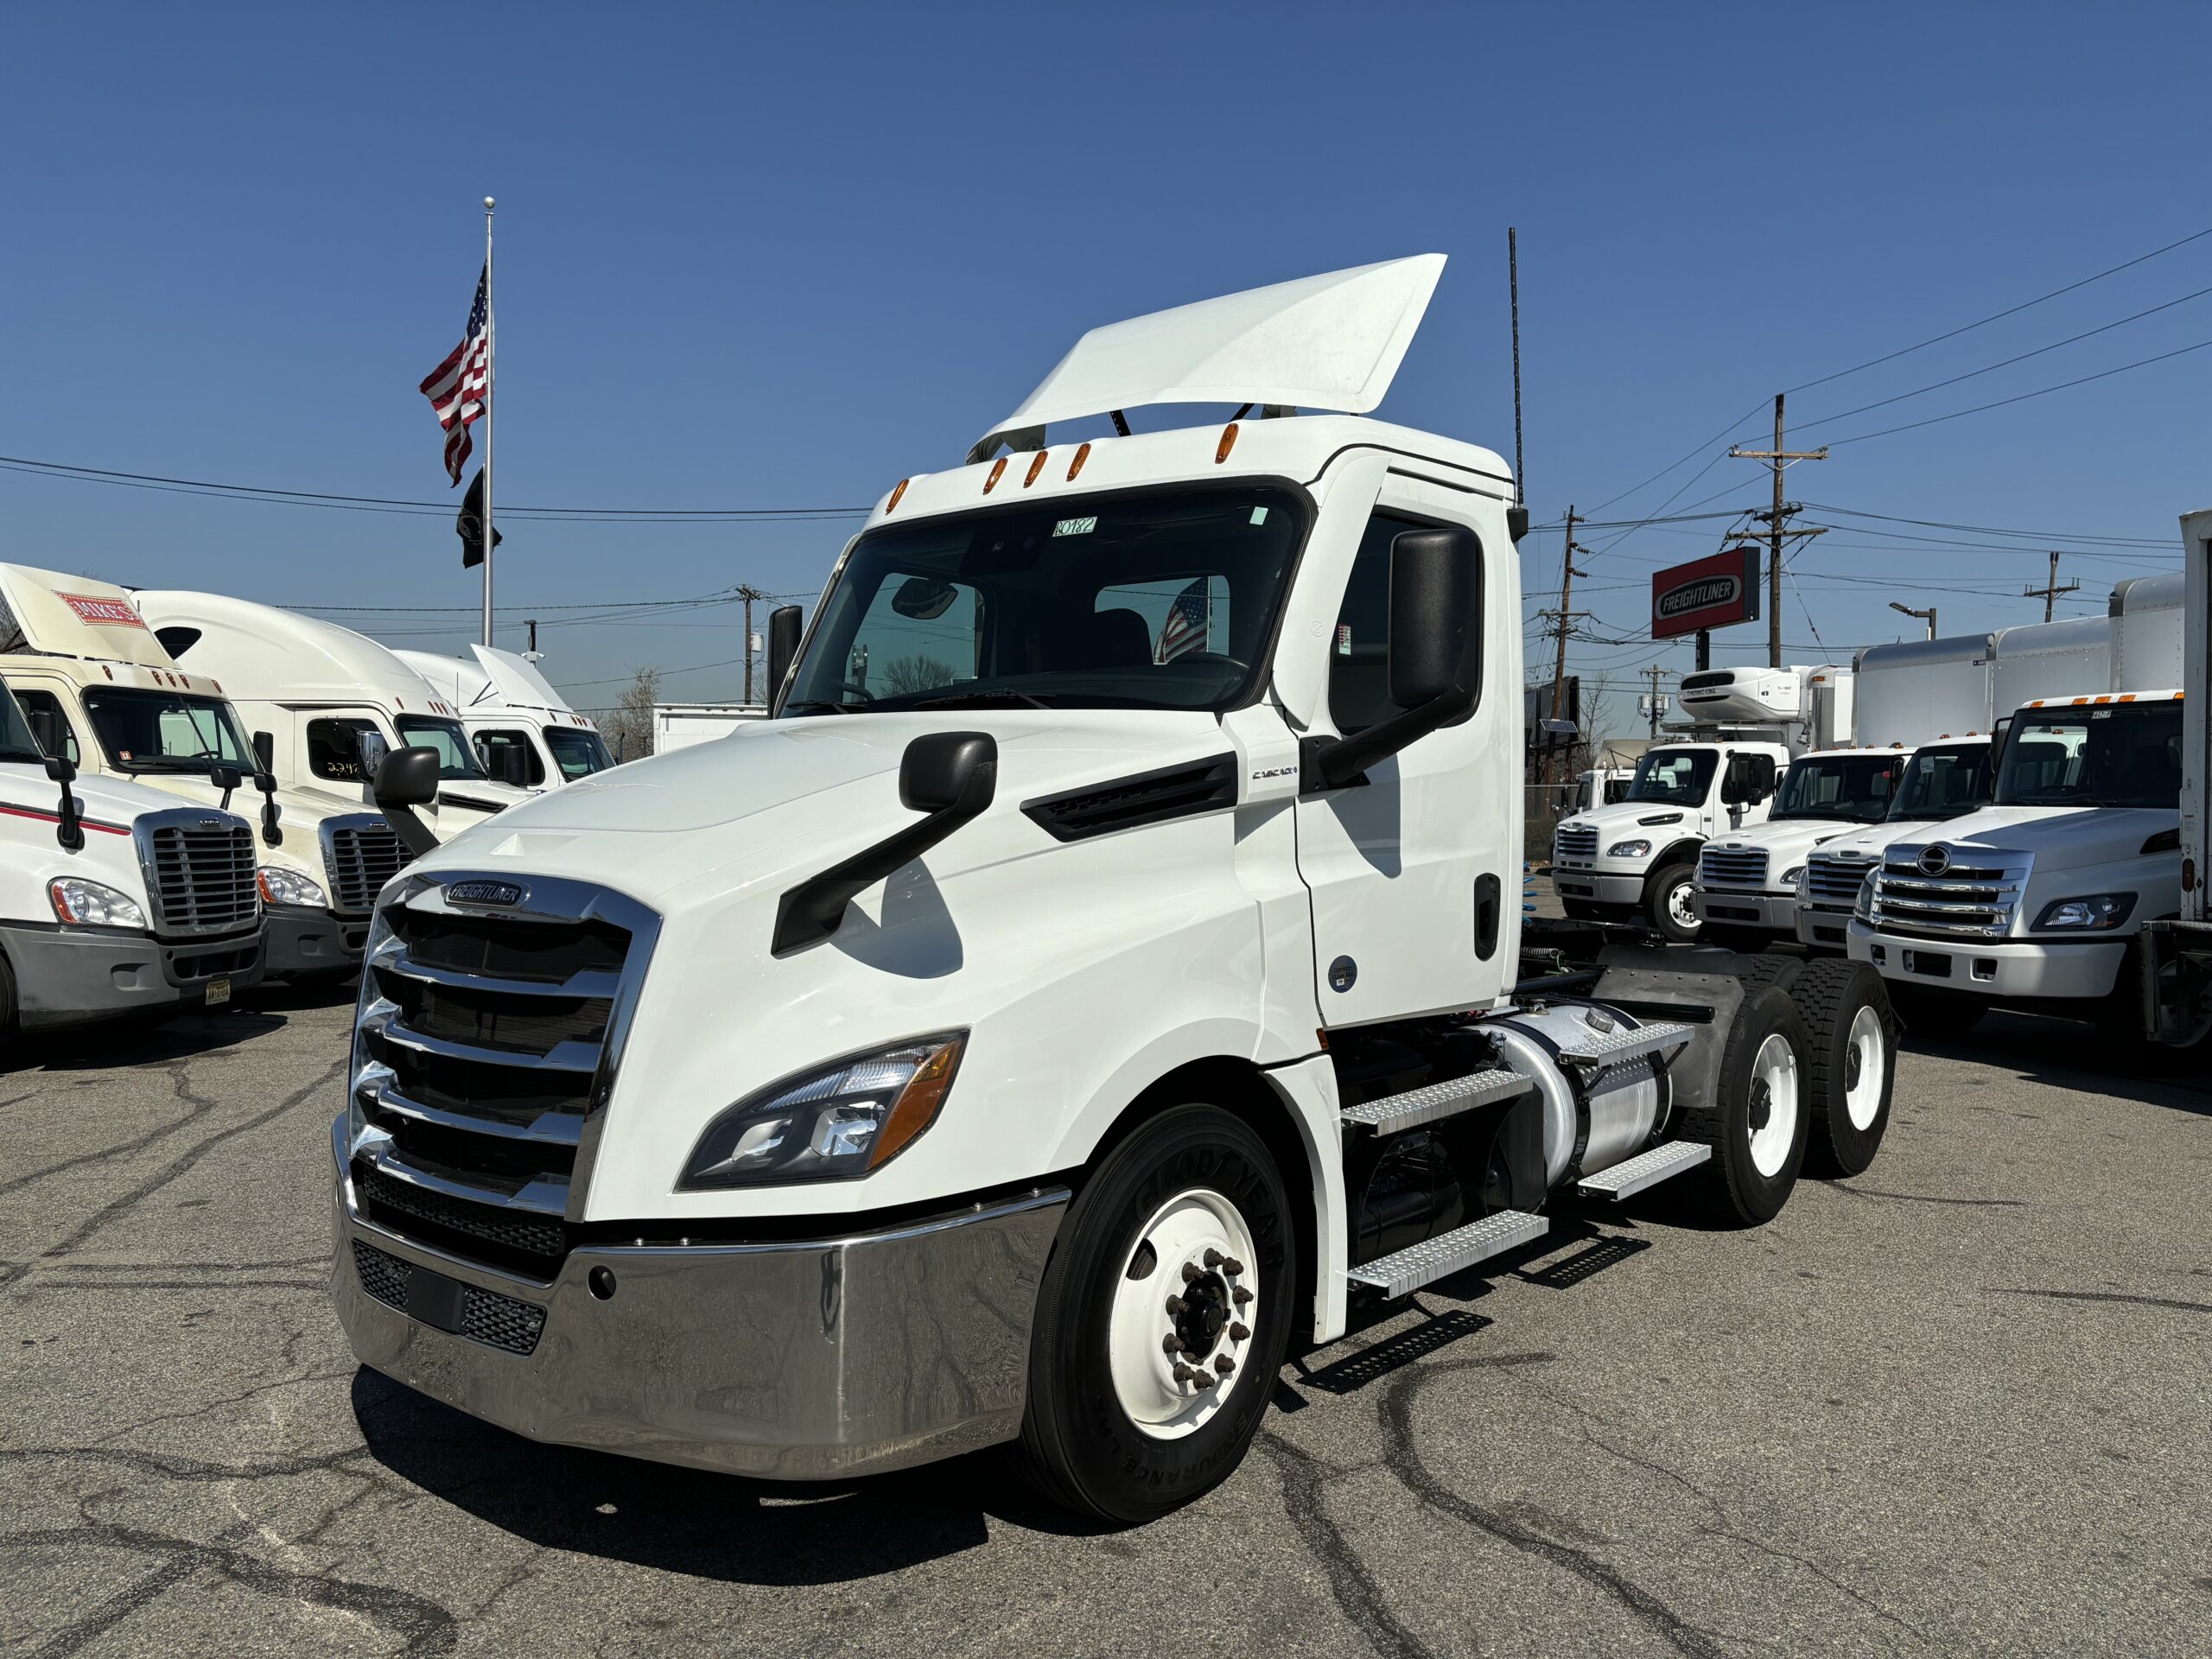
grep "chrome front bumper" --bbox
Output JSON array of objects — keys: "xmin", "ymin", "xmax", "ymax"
[{"xmin": 330, "ymin": 1137, "xmax": 1068, "ymax": 1478}]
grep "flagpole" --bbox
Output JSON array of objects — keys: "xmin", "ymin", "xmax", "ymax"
[{"xmin": 480, "ymin": 195, "xmax": 496, "ymax": 648}]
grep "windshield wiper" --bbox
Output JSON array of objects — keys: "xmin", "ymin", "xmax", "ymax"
[{"xmin": 913, "ymin": 690, "xmax": 1053, "ymax": 711}]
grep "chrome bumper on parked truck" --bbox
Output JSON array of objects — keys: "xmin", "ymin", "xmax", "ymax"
[{"xmin": 329, "ymin": 1119, "xmax": 1067, "ymax": 1478}]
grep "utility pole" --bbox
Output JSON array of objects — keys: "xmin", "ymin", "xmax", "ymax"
[
  {"xmin": 524, "ymin": 618, "xmax": 539, "ymax": 661},
  {"xmin": 1643, "ymin": 663, "xmax": 1667, "ymax": 739},
  {"xmin": 1541, "ymin": 505, "xmax": 1590, "ymax": 793},
  {"xmin": 1729, "ymin": 394, "xmax": 1827, "ymax": 668},
  {"xmin": 1889, "ymin": 601, "xmax": 1937, "ymax": 640},
  {"xmin": 2024, "ymin": 551, "xmax": 2080, "ymax": 622},
  {"xmin": 736, "ymin": 584, "xmax": 770, "ymax": 703}
]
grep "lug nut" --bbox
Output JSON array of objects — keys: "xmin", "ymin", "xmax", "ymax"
[
  {"xmin": 1162, "ymin": 1333, "xmax": 1185, "ymax": 1355},
  {"xmin": 1214, "ymin": 1354, "xmax": 1236, "ymax": 1375},
  {"xmin": 1164, "ymin": 1295, "xmax": 1186, "ymax": 1316},
  {"xmin": 1203, "ymin": 1248, "xmax": 1224, "ymax": 1268},
  {"xmin": 1232, "ymin": 1287, "xmax": 1253, "ymax": 1306},
  {"xmin": 1229, "ymin": 1322, "xmax": 1250, "ymax": 1342},
  {"xmin": 1222, "ymin": 1257, "xmax": 1245, "ymax": 1276},
  {"xmin": 1173, "ymin": 1363, "xmax": 1195, "ymax": 1383},
  {"xmin": 1192, "ymin": 1371, "xmax": 1217, "ymax": 1391},
  {"xmin": 1180, "ymin": 1262, "xmax": 1203, "ymax": 1284}
]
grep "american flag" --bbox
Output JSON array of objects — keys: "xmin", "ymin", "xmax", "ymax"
[
  {"xmin": 418, "ymin": 265, "xmax": 489, "ymax": 485},
  {"xmin": 1154, "ymin": 578, "xmax": 1213, "ymax": 663}
]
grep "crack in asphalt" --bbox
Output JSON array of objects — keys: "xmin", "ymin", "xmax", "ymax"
[
  {"xmin": 1260, "ymin": 1433, "xmax": 1436, "ymax": 1659},
  {"xmin": 0, "ymin": 1055, "xmax": 229, "ymax": 1199}
]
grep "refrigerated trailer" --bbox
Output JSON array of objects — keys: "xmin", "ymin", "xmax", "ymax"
[{"xmin": 329, "ymin": 257, "xmax": 1902, "ymax": 1522}]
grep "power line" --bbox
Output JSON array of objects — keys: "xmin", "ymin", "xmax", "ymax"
[
  {"xmin": 1797, "ymin": 502, "xmax": 2174, "ymax": 547},
  {"xmin": 1822, "ymin": 336, "xmax": 2212, "ymax": 447}
]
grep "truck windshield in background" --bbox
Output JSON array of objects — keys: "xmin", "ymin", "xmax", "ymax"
[
  {"xmin": 1625, "ymin": 747, "xmax": 1717, "ymax": 807},
  {"xmin": 397, "ymin": 715, "xmax": 490, "ymax": 781},
  {"xmin": 1769, "ymin": 753, "xmax": 1903, "ymax": 823},
  {"xmin": 783, "ymin": 486, "xmax": 1307, "ymax": 715},
  {"xmin": 80, "ymin": 688, "xmax": 256, "ymax": 775},
  {"xmin": 1888, "ymin": 741, "xmax": 1993, "ymax": 822},
  {"xmin": 1995, "ymin": 701, "xmax": 2183, "ymax": 810},
  {"xmin": 543, "ymin": 727, "xmax": 613, "ymax": 780}
]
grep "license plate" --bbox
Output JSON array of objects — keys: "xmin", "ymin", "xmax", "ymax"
[{"xmin": 205, "ymin": 976, "xmax": 231, "ymax": 1007}]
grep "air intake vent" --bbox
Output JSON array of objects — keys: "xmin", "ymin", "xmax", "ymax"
[{"xmin": 1023, "ymin": 753, "xmax": 1237, "ymax": 842}]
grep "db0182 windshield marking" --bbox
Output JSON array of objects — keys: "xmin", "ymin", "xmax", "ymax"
[{"xmin": 785, "ymin": 478, "xmax": 1317, "ymax": 719}]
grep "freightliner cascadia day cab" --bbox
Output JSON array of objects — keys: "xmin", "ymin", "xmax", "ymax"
[
  {"xmin": 329, "ymin": 258, "xmax": 1902, "ymax": 1522},
  {"xmin": 0, "ymin": 565, "xmax": 408, "ymax": 981},
  {"xmin": 1550, "ymin": 664, "xmax": 1852, "ymax": 943},
  {"xmin": 133, "ymin": 590, "xmax": 527, "ymax": 840},
  {"xmin": 397, "ymin": 644, "xmax": 613, "ymax": 791},
  {"xmin": 0, "ymin": 681, "xmax": 264, "ymax": 1044}
]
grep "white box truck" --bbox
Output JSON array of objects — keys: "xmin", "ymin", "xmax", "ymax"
[
  {"xmin": 328, "ymin": 258, "xmax": 1903, "ymax": 1522},
  {"xmin": 398, "ymin": 645, "xmax": 614, "ymax": 790},
  {"xmin": 650, "ymin": 702, "xmax": 769, "ymax": 755}
]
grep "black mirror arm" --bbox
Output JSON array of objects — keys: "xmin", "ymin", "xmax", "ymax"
[
  {"xmin": 378, "ymin": 803, "xmax": 441, "ymax": 860},
  {"xmin": 772, "ymin": 776, "xmax": 990, "ymax": 956},
  {"xmin": 1301, "ymin": 682, "xmax": 1475, "ymax": 791},
  {"xmin": 255, "ymin": 772, "xmax": 283, "ymax": 847},
  {"xmin": 44, "ymin": 757, "xmax": 83, "ymax": 853}
]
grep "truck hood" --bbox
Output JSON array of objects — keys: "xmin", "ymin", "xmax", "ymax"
[
  {"xmin": 1892, "ymin": 805, "xmax": 2178, "ymax": 874},
  {"xmin": 0, "ymin": 762, "xmax": 226, "ymax": 830},
  {"xmin": 1560, "ymin": 802, "xmax": 1694, "ymax": 837},
  {"xmin": 419, "ymin": 709, "xmax": 1228, "ymax": 906}
]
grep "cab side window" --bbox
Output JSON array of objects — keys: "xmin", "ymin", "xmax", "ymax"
[
  {"xmin": 307, "ymin": 718, "xmax": 378, "ymax": 781},
  {"xmin": 1328, "ymin": 511, "xmax": 1481, "ymax": 735},
  {"xmin": 474, "ymin": 728, "xmax": 545, "ymax": 786},
  {"xmin": 13, "ymin": 689, "xmax": 79, "ymax": 766}
]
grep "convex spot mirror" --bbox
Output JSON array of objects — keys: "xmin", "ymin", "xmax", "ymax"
[
  {"xmin": 1388, "ymin": 524, "xmax": 1481, "ymax": 711},
  {"xmin": 891, "ymin": 576, "xmax": 959, "ymax": 621}
]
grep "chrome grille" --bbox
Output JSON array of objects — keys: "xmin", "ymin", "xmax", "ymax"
[
  {"xmin": 1555, "ymin": 824, "xmax": 1599, "ymax": 860},
  {"xmin": 1866, "ymin": 849, "xmax": 2028, "ymax": 939},
  {"xmin": 1698, "ymin": 846, "xmax": 1769, "ymax": 887},
  {"xmin": 139, "ymin": 818, "xmax": 259, "ymax": 936},
  {"xmin": 321, "ymin": 816, "xmax": 410, "ymax": 915},
  {"xmin": 346, "ymin": 874, "xmax": 658, "ymax": 1276},
  {"xmin": 1803, "ymin": 852, "xmax": 1879, "ymax": 908}
]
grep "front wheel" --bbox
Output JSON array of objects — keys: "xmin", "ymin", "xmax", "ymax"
[
  {"xmin": 1016, "ymin": 1103, "xmax": 1296, "ymax": 1523},
  {"xmin": 1643, "ymin": 861, "xmax": 1702, "ymax": 944}
]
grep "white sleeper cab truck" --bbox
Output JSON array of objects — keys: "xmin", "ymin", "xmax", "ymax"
[
  {"xmin": 0, "ymin": 565, "xmax": 409, "ymax": 981},
  {"xmin": 1690, "ymin": 747, "xmax": 1907, "ymax": 946},
  {"xmin": 1794, "ymin": 736, "xmax": 1993, "ymax": 951},
  {"xmin": 328, "ymin": 258, "xmax": 1900, "ymax": 1523},
  {"xmin": 397, "ymin": 644, "xmax": 613, "ymax": 791},
  {"xmin": 0, "ymin": 682, "xmax": 264, "ymax": 1043}
]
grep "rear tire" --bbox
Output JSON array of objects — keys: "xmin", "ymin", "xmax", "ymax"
[
  {"xmin": 1789, "ymin": 959, "xmax": 1897, "ymax": 1178},
  {"xmin": 1644, "ymin": 861, "xmax": 1702, "ymax": 944},
  {"xmin": 1887, "ymin": 984, "xmax": 1986, "ymax": 1037},
  {"xmin": 1015, "ymin": 1103, "xmax": 1295, "ymax": 1524},
  {"xmin": 1683, "ymin": 984, "xmax": 1810, "ymax": 1224}
]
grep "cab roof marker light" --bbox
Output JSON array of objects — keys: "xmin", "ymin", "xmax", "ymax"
[
  {"xmin": 1216, "ymin": 423, "xmax": 1239, "ymax": 465},
  {"xmin": 1066, "ymin": 442, "xmax": 1090, "ymax": 481},
  {"xmin": 1023, "ymin": 450, "xmax": 1050, "ymax": 487},
  {"xmin": 983, "ymin": 457, "xmax": 1007, "ymax": 493},
  {"xmin": 885, "ymin": 478, "xmax": 910, "ymax": 514}
]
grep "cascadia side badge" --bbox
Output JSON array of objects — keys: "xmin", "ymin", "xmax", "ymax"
[{"xmin": 446, "ymin": 879, "xmax": 525, "ymax": 907}]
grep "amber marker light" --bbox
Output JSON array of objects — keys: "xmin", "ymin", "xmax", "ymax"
[
  {"xmin": 984, "ymin": 457, "xmax": 1007, "ymax": 493},
  {"xmin": 886, "ymin": 478, "xmax": 910, "ymax": 513},
  {"xmin": 1216, "ymin": 423, "xmax": 1240, "ymax": 464},
  {"xmin": 1067, "ymin": 442, "xmax": 1090, "ymax": 481},
  {"xmin": 1024, "ymin": 450, "xmax": 1050, "ymax": 487},
  {"xmin": 868, "ymin": 1036, "xmax": 966, "ymax": 1170}
]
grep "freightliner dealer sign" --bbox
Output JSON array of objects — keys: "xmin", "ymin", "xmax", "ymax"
[{"xmin": 1651, "ymin": 545, "xmax": 1762, "ymax": 639}]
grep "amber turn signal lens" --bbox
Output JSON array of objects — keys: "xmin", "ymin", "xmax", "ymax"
[
  {"xmin": 983, "ymin": 457, "xmax": 1007, "ymax": 493},
  {"xmin": 886, "ymin": 478, "xmax": 910, "ymax": 513},
  {"xmin": 1067, "ymin": 442, "xmax": 1090, "ymax": 481},
  {"xmin": 1024, "ymin": 450, "xmax": 1049, "ymax": 487},
  {"xmin": 868, "ymin": 1037, "xmax": 965, "ymax": 1169},
  {"xmin": 1216, "ymin": 423, "xmax": 1239, "ymax": 464}
]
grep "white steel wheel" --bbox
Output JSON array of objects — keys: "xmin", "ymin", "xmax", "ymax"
[
  {"xmin": 1106, "ymin": 1187, "xmax": 1260, "ymax": 1441},
  {"xmin": 1745, "ymin": 1032, "xmax": 1801, "ymax": 1178},
  {"xmin": 1668, "ymin": 881, "xmax": 1700, "ymax": 931},
  {"xmin": 1842, "ymin": 1004, "xmax": 1886, "ymax": 1130}
]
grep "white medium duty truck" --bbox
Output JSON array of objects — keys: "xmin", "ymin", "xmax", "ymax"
[{"xmin": 329, "ymin": 258, "xmax": 1901, "ymax": 1522}]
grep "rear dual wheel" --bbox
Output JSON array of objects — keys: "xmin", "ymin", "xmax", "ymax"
[{"xmin": 1789, "ymin": 959, "xmax": 1897, "ymax": 1178}]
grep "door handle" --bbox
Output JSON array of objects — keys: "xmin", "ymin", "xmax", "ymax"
[{"xmin": 1473, "ymin": 873, "xmax": 1502, "ymax": 960}]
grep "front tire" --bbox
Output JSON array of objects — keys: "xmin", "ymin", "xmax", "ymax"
[
  {"xmin": 1789, "ymin": 959, "xmax": 1897, "ymax": 1178},
  {"xmin": 1644, "ymin": 861, "xmax": 1702, "ymax": 944},
  {"xmin": 1684, "ymin": 984, "xmax": 1810, "ymax": 1224},
  {"xmin": 1016, "ymin": 1103, "xmax": 1296, "ymax": 1523}
]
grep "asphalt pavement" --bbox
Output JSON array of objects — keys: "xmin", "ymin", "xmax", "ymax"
[{"xmin": 3, "ymin": 980, "xmax": 2208, "ymax": 1657}]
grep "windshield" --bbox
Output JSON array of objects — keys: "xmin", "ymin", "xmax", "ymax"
[
  {"xmin": 1625, "ymin": 748, "xmax": 1718, "ymax": 807},
  {"xmin": 1889, "ymin": 741, "xmax": 1993, "ymax": 821},
  {"xmin": 81, "ymin": 688, "xmax": 256, "ymax": 775},
  {"xmin": 1995, "ymin": 701, "xmax": 2183, "ymax": 810},
  {"xmin": 1770, "ymin": 753, "xmax": 1904, "ymax": 823},
  {"xmin": 544, "ymin": 726, "xmax": 613, "ymax": 781},
  {"xmin": 397, "ymin": 715, "xmax": 488, "ymax": 780},
  {"xmin": 783, "ymin": 485, "xmax": 1307, "ymax": 715},
  {"xmin": 0, "ymin": 687, "xmax": 48, "ymax": 764}
]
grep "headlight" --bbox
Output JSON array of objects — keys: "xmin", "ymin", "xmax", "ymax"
[
  {"xmin": 1854, "ymin": 880, "xmax": 1876, "ymax": 922},
  {"xmin": 258, "ymin": 865, "xmax": 329, "ymax": 909},
  {"xmin": 1779, "ymin": 866, "xmax": 1804, "ymax": 889},
  {"xmin": 48, "ymin": 878, "xmax": 146, "ymax": 930},
  {"xmin": 679, "ymin": 1033, "xmax": 966, "ymax": 1189},
  {"xmin": 1607, "ymin": 839, "xmax": 1651, "ymax": 859},
  {"xmin": 2032, "ymin": 893, "xmax": 2135, "ymax": 931}
]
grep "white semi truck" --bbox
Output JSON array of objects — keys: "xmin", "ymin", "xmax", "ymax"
[
  {"xmin": 1550, "ymin": 664, "xmax": 1852, "ymax": 942},
  {"xmin": 327, "ymin": 258, "xmax": 1903, "ymax": 1522},
  {"xmin": 0, "ymin": 680, "xmax": 264, "ymax": 1044},
  {"xmin": 397, "ymin": 645, "xmax": 614, "ymax": 791}
]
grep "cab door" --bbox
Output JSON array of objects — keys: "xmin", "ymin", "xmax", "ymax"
[{"xmin": 1291, "ymin": 474, "xmax": 1516, "ymax": 1026}]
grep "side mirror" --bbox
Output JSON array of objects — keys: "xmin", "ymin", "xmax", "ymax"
[
  {"xmin": 44, "ymin": 754, "xmax": 83, "ymax": 853},
  {"xmin": 24, "ymin": 706, "xmax": 56, "ymax": 757},
  {"xmin": 498, "ymin": 745, "xmax": 530, "ymax": 787},
  {"xmin": 252, "ymin": 730, "xmax": 276, "ymax": 774},
  {"xmin": 210, "ymin": 765, "xmax": 243, "ymax": 810},
  {"xmin": 1305, "ymin": 525, "xmax": 1481, "ymax": 791},
  {"xmin": 254, "ymin": 766, "xmax": 283, "ymax": 847},
  {"xmin": 766, "ymin": 605, "xmax": 803, "ymax": 713},
  {"xmin": 772, "ymin": 732, "xmax": 997, "ymax": 954},
  {"xmin": 371, "ymin": 747, "xmax": 442, "ymax": 857}
]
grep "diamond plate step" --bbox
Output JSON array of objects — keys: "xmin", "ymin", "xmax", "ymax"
[
  {"xmin": 1345, "ymin": 1210, "xmax": 1549, "ymax": 1299},
  {"xmin": 1553, "ymin": 1019, "xmax": 1696, "ymax": 1069},
  {"xmin": 1339, "ymin": 1068, "xmax": 1533, "ymax": 1135},
  {"xmin": 1575, "ymin": 1139, "xmax": 1712, "ymax": 1200}
]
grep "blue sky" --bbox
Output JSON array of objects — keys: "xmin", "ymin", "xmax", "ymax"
[{"xmin": 3, "ymin": 3, "xmax": 2205, "ymax": 725}]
